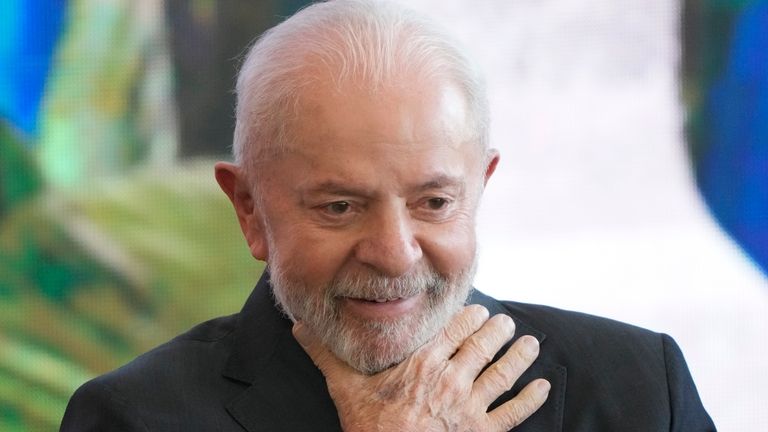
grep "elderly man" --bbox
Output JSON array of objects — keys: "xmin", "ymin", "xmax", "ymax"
[{"xmin": 61, "ymin": 1, "xmax": 714, "ymax": 431}]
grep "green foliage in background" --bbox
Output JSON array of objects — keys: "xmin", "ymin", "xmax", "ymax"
[
  {"xmin": 0, "ymin": 122, "xmax": 43, "ymax": 220},
  {"xmin": 0, "ymin": 161, "xmax": 262, "ymax": 431}
]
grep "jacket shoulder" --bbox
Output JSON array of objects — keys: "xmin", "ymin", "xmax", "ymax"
[
  {"xmin": 495, "ymin": 300, "xmax": 715, "ymax": 430},
  {"xmin": 104, "ymin": 312, "xmax": 239, "ymax": 383},
  {"xmin": 61, "ymin": 313, "xmax": 244, "ymax": 431},
  {"xmin": 499, "ymin": 300, "xmax": 670, "ymax": 383},
  {"xmin": 500, "ymin": 300, "xmax": 661, "ymax": 343}
]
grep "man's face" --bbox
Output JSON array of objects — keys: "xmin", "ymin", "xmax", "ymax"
[{"xmin": 248, "ymin": 79, "xmax": 496, "ymax": 374}]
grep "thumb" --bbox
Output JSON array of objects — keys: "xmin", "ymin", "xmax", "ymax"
[{"xmin": 292, "ymin": 322, "xmax": 354, "ymax": 381}]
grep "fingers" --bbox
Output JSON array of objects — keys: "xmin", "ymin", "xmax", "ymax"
[
  {"xmin": 428, "ymin": 304, "xmax": 490, "ymax": 360},
  {"xmin": 292, "ymin": 322, "xmax": 359, "ymax": 383},
  {"xmin": 450, "ymin": 313, "xmax": 516, "ymax": 380},
  {"xmin": 487, "ymin": 378, "xmax": 550, "ymax": 431},
  {"xmin": 473, "ymin": 335, "xmax": 540, "ymax": 406}
]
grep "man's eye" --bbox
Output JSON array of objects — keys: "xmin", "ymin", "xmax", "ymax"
[
  {"xmin": 426, "ymin": 198, "xmax": 448, "ymax": 210},
  {"xmin": 327, "ymin": 201, "xmax": 351, "ymax": 214}
]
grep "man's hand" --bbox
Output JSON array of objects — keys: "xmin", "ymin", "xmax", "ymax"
[{"xmin": 292, "ymin": 305, "xmax": 550, "ymax": 432}]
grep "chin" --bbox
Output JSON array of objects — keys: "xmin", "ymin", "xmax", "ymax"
[
  {"xmin": 336, "ymin": 331, "xmax": 426, "ymax": 375},
  {"xmin": 327, "ymin": 305, "xmax": 450, "ymax": 375}
]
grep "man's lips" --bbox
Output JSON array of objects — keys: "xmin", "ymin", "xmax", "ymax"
[
  {"xmin": 368, "ymin": 297, "xmax": 403, "ymax": 303},
  {"xmin": 340, "ymin": 293, "xmax": 424, "ymax": 320}
]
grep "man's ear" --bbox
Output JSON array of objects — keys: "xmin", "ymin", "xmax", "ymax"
[
  {"xmin": 214, "ymin": 162, "xmax": 268, "ymax": 261},
  {"xmin": 483, "ymin": 149, "xmax": 500, "ymax": 186}
]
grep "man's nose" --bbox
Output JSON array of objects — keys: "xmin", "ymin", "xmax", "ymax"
[{"xmin": 354, "ymin": 206, "xmax": 423, "ymax": 276}]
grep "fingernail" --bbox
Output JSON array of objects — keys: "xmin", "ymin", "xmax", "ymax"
[
  {"xmin": 538, "ymin": 379, "xmax": 551, "ymax": 393},
  {"xmin": 500, "ymin": 314, "xmax": 515, "ymax": 332},
  {"xmin": 469, "ymin": 304, "xmax": 489, "ymax": 320},
  {"xmin": 522, "ymin": 335, "xmax": 539, "ymax": 354}
]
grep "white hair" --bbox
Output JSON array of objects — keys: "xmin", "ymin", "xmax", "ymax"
[{"xmin": 232, "ymin": 0, "xmax": 489, "ymax": 168}]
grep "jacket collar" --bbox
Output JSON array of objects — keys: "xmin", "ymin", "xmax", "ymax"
[
  {"xmin": 224, "ymin": 272, "xmax": 565, "ymax": 431},
  {"xmin": 223, "ymin": 272, "xmax": 341, "ymax": 430},
  {"xmin": 469, "ymin": 290, "xmax": 566, "ymax": 430},
  {"xmin": 468, "ymin": 289, "xmax": 547, "ymax": 345}
]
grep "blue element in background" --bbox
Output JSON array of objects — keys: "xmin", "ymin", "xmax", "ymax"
[
  {"xmin": 0, "ymin": 0, "xmax": 66, "ymax": 137},
  {"xmin": 700, "ymin": 2, "xmax": 768, "ymax": 274}
]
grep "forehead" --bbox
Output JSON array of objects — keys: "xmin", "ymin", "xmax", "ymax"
[
  {"xmin": 256, "ymin": 79, "xmax": 483, "ymax": 199},
  {"xmin": 288, "ymin": 77, "xmax": 476, "ymax": 156}
]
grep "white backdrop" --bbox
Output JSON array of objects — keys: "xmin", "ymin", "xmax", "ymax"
[{"xmin": 406, "ymin": 0, "xmax": 768, "ymax": 430}]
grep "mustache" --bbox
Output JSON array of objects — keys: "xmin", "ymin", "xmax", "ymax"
[{"xmin": 327, "ymin": 267, "xmax": 445, "ymax": 301}]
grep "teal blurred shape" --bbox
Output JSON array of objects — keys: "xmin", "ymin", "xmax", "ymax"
[{"xmin": 0, "ymin": 121, "xmax": 43, "ymax": 220}]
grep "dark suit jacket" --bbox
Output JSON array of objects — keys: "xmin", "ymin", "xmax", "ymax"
[{"xmin": 60, "ymin": 273, "xmax": 715, "ymax": 431}]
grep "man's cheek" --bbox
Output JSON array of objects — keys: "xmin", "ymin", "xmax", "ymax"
[
  {"xmin": 305, "ymin": 229, "xmax": 360, "ymax": 267},
  {"xmin": 421, "ymin": 228, "xmax": 476, "ymax": 272}
]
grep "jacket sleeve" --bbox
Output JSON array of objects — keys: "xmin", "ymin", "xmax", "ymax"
[
  {"xmin": 60, "ymin": 379, "xmax": 149, "ymax": 432},
  {"xmin": 662, "ymin": 334, "xmax": 717, "ymax": 431}
]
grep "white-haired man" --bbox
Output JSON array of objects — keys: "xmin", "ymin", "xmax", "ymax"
[{"xmin": 61, "ymin": 1, "xmax": 714, "ymax": 430}]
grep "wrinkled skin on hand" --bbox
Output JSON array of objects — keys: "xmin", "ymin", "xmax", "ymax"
[{"xmin": 293, "ymin": 305, "xmax": 550, "ymax": 432}]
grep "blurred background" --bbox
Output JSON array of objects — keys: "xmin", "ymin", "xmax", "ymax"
[{"xmin": 1, "ymin": 0, "xmax": 766, "ymax": 430}]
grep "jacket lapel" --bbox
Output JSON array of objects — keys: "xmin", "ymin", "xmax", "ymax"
[
  {"xmin": 469, "ymin": 290, "xmax": 566, "ymax": 432},
  {"xmin": 223, "ymin": 274, "xmax": 342, "ymax": 431},
  {"xmin": 225, "ymin": 334, "xmax": 342, "ymax": 431},
  {"xmin": 223, "ymin": 275, "xmax": 564, "ymax": 431}
]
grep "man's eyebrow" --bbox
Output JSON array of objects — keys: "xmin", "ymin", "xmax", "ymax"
[
  {"xmin": 414, "ymin": 174, "xmax": 465, "ymax": 192},
  {"xmin": 300, "ymin": 181, "xmax": 375, "ymax": 197},
  {"xmin": 299, "ymin": 175, "xmax": 465, "ymax": 199}
]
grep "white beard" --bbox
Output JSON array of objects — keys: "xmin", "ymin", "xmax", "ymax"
[{"xmin": 269, "ymin": 255, "xmax": 477, "ymax": 375}]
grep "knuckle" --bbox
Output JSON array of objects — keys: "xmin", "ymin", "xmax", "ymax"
[
  {"xmin": 416, "ymin": 353, "xmax": 441, "ymax": 378},
  {"xmin": 486, "ymin": 369, "xmax": 511, "ymax": 392},
  {"xmin": 489, "ymin": 360, "xmax": 516, "ymax": 385},
  {"xmin": 418, "ymin": 342, "xmax": 444, "ymax": 366},
  {"xmin": 508, "ymin": 402, "xmax": 531, "ymax": 426},
  {"xmin": 486, "ymin": 379, "xmax": 549, "ymax": 430},
  {"xmin": 490, "ymin": 346, "xmax": 533, "ymax": 384},
  {"xmin": 400, "ymin": 352, "xmax": 433, "ymax": 379},
  {"xmin": 512, "ymin": 346, "xmax": 535, "ymax": 367},
  {"xmin": 464, "ymin": 337, "xmax": 495, "ymax": 364},
  {"xmin": 438, "ymin": 369, "xmax": 464, "ymax": 395},
  {"xmin": 500, "ymin": 397, "xmax": 538, "ymax": 429},
  {"xmin": 440, "ymin": 325, "xmax": 466, "ymax": 348},
  {"xmin": 444, "ymin": 306, "xmax": 489, "ymax": 346}
]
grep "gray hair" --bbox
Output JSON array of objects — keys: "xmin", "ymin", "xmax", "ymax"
[{"xmin": 232, "ymin": 0, "xmax": 489, "ymax": 168}]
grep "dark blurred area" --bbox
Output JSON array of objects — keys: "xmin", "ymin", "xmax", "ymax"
[{"xmin": 165, "ymin": 1, "xmax": 310, "ymax": 157}]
